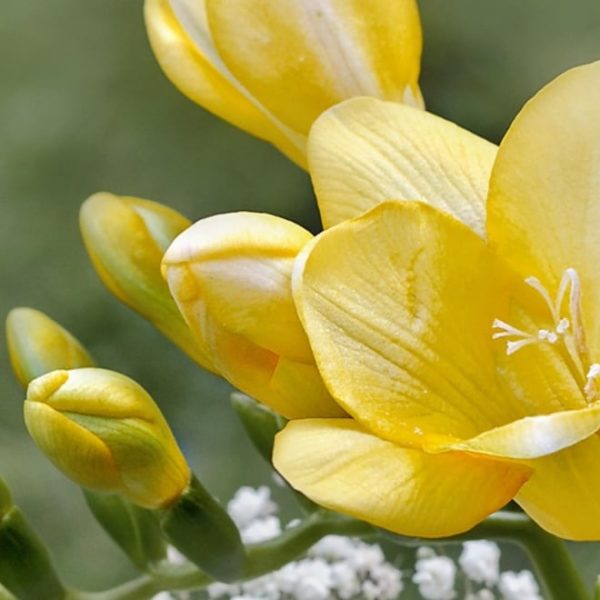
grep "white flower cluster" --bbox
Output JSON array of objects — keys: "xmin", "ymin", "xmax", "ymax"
[
  {"xmin": 155, "ymin": 487, "xmax": 544, "ymax": 600},
  {"xmin": 207, "ymin": 486, "xmax": 403, "ymax": 600},
  {"xmin": 413, "ymin": 543, "xmax": 543, "ymax": 600}
]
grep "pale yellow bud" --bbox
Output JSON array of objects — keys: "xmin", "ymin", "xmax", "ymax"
[
  {"xmin": 80, "ymin": 192, "xmax": 215, "ymax": 372},
  {"xmin": 24, "ymin": 368, "xmax": 191, "ymax": 509},
  {"xmin": 162, "ymin": 212, "xmax": 344, "ymax": 419},
  {"xmin": 6, "ymin": 308, "xmax": 94, "ymax": 388}
]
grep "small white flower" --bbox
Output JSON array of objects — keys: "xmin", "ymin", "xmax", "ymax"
[
  {"xmin": 227, "ymin": 486, "xmax": 278, "ymax": 529},
  {"xmin": 417, "ymin": 546, "xmax": 437, "ymax": 560},
  {"xmin": 465, "ymin": 591, "xmax": 495, "ymax": 600},
  {"xmin": 309, "ymin": 535, "xmax": 357, "ymax": 561},
  {"xmin": 364, "ymin": 563, "xmax": 404, "ymax": 600},
  {"xmin": 413, "ymin": 555, "xmax": 456, "ymax": 600},
  {"xmin": 330, "ymin": 561, "xmax": 361, "ymax": 599},
  {"xmin": 498, "ymin": 570, "xmax": 542, "ymax": 600},
  {"xmin": 241, "ymin": 516, "xmax": 282, "ymax": 544},
  {"xmin": 459, "ymin": 540, "xmax": 501, "ymax": 586}
]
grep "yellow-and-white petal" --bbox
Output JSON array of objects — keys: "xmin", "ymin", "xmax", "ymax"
[
  {"xmin": 205, "ymin": 0, "xmax": 423, "ymax": 136},
  {"xmin": 488, "ymin": 61, "xmax": 600, "ymax": 360},
  {"xmin": 308, "ymin": 98, "xmax": 496, "ymax": 231},
  {"xmin": 163, "ymin": 212, "xmax": 314, "ymax": 362},
  {"xmin": 144, "ymin": 0, "xmax": 306, "ymax": 165},
  {"xmin": 293, "ymin": 201, "xmax": 515, "ymax": 445},
  {"xmin": 430, "ymin": 402, "xmax": 600, "ymax": 459},
  {"xmin": 274, "ymin": 419, "xmax": 530, "ymax": 537}
]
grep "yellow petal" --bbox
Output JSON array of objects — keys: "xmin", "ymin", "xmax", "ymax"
[
  {"xmin": 80, "ymin": 192, "xmax": 215, "ymax": 372},
  {"xmin": 294, "ymin": 201, "xmax": 516, "ymax": 445},
  {"xmin": 163, "ymin": 212, "xmax": 344, "ymax": 418},
  {"xmin": 163, "ymin": 212, "xmax": 314, "ymax": 362},
  {"xmin": 6, "ymin": 308, "xmax": 95, "ymax": 388},
  {"xmin": 206, "ymin": 0, "xmax": 423, "ymax": 137},
  {"xmin": 488, "ymin": 61, "xmax": 600, "ymax": 359},
  {"xmin": 308, "ymin": 98, "xmax": 496, "ymax": 231},
  {"xmin": 210, "ymin": 326, "xmax": 344, "ymax": 419},
  {"xmin": 274, "ymin": 419, "xmax": 531, "ymax": 537},
  {"xmin": 144, "ymin": 0, "xmax": 306, "ymax": 166},
  {"xmin": 430, "ymin": 402, "xmax": 600, "ymax": 459},
  {"xmin": 516, "ymin": 436, "xmax": 600, "ymax": 540}
]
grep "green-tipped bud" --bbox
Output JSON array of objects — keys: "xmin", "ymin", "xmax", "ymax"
[
  {"xmin": 161, "ymin": 476, "xmax": 244, "ymax": 582},
  {"xmin": 24, "ymin": 368, "xmax": 191, "ymax": 509},
  {"xmin": 80, "ymin": 192, "xmax": 215, "ymax": 372},
  {"xmin": 6, "ymin": 308, "xmax": 94, "ymax": 388},
  {"xmin": 83, "ymin": 491, "xmax": 166, "ymax": 569}
]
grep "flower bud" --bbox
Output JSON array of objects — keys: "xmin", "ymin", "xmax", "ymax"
[
  {"xmin": 162, "ymin": 212, "xmax": 344, "ymax": 419},
  {"xmin": 80, "ymin": 192, "xmax": 215, "ymax": 372},
  {"xmin": 6, "ymin": 308, "xmax": 94, "ymax": 388},
  {"xmin": 24, "ymin": 368, "xmax": 191, "ymax": 509},
  {"xmin": 144, "ymin": 0, "xmax": 423, "ymax": 165}
]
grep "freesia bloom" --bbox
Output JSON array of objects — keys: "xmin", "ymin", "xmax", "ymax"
[
  {"xmin": 144, "ymin": 0, "xmax": 423, "ymax": 166},
  {"xmin": 272, "ymin": 61, "xmax": 600, "ymax": 540}
]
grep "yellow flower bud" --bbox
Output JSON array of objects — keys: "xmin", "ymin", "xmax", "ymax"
[
  {"xmin": 6, "ymin": 308, "xmax": 95, "ymax": 388},
  {"xmin": 162, "ymin": 212, "xmax": 344, "ymax": 419},
  {"xmin": 24, "ymin": 368, "xmax": 191, "ymax": 509},
  {"xmin": 80, "ymin": 192, "xmax": 215, "ymax": 372}
]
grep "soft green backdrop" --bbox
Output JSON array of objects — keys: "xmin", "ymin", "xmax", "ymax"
[{"xmin": 1, "ymin": 0, "xmax": 599, "ymax": 595}]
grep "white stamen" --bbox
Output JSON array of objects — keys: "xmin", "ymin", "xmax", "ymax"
[
  {"xmin": 587, "ymin": 364, "xmax": 600, "ymax": 380},
  {"xmin": 584, "ymin": 363, "xmax": 600, "ymax": 400},
  {"xmin": 525, "ymin": 276, "xmax": 558, "ymax": 321},
  {"xmin": 556, "ymin": 318, "xmax": 570, "ymax": 334},
  {"xmin": 491, "ymin": 319, "xmax": 533, "ymax": 340},
  {"xmin": 506, "ymin": 339, "xmax": 538, "ymax": 356},
  {"xmin": 537, "ymin": 329, "xmax": 558, "ymax": 344}
]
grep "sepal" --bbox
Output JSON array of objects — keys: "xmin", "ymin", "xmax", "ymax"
[{"xmin": 159, "ymin": 475, "xmax": 245, "ymax": 582}]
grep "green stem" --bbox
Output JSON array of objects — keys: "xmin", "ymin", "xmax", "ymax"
[
  {"xmin": 385, "ymin": 511, "xmax": 589, "ymax": 600},
  {"xmin": 71, "ymin": 510, "xmax": 590, "ymax": 600},
  {"xmin": 69, "ymin": 512, "xmax": 374, "ymax": 600}
]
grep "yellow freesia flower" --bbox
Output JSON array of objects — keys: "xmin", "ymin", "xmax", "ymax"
[
  {"xmin": 273, "ymin": 61, "xmax": 600, "ymax": 540},
  {"xmin": 144, "ymin": 0, "xmax": 423, "ymax": 166},
  {"xmin": 160, "ymin": 96, "xmax": 500, "ymax": 419}
]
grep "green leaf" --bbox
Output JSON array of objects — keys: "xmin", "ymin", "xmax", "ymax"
[
  {"xmin": 160, "ymin": 475, "xmax": 244, "ymax": 582},
  {"xmin": 0, "ymin": 507, "xmax": 64, "ymax": 600}
]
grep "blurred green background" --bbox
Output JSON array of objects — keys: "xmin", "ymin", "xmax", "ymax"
[{"xmin": 1, "ymin": 0, "xmax": 599, "ymax": 595}]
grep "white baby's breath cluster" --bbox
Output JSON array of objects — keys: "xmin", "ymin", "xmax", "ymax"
[
  {"xmin": 208, "ymin": 486, "xmax": 403, "ymax": 600},
  {"xmin": 413, "ymin": 543, "xmax": 543, "ymax": 600},
  {"xmin": 155, "ymin": 488, "xmax": 544, "ymax": 600}
]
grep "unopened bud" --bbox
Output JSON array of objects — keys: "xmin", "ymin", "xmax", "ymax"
[
  {"xmin": 6, "ymin": 308, "xmax": 94, "ymax": 388},
  {"xmin": 24, "ymin": 368, "xmax": 190, "ymax": 509}
]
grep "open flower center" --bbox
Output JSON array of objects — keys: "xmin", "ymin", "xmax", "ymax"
[{"xmin": 492, "ymin": 268, "xmax": 600, "ymax": 402}]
